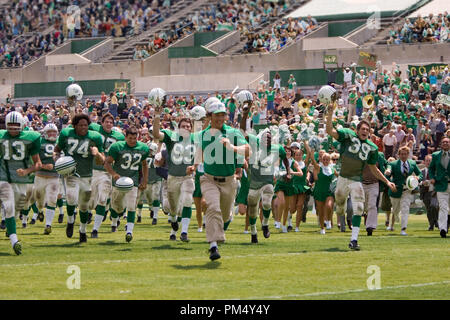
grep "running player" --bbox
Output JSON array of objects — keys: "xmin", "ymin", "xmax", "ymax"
[
  {"xmin": 0, "ymin": 111, "xmax": 42, "ymax": 255},
  {"xmin": 54, "ymin": 113, "xmax": 105, "ymax": 243},
  {"xmin": 89, "ymin": 113, "xmax": 125, "ymax": 238},
  {"xmin": 104, "ymin": 126, "xmax": 149, "ymax": 242},
  {"xmin": 326, "ymin": 107, "xmax": 396, "ymax": 250}
]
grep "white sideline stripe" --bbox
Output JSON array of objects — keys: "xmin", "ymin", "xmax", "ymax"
[{"xmin": 240, "ymin": 280, "xmax": 450, "ymax": 300}]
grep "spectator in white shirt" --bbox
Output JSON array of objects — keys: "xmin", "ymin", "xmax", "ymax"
[{"xmin": 383, "ymin": 130, "xmax": 397, "ymax": 159}]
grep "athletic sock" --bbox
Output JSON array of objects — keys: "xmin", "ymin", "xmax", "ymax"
[
  {"xmin": 67, "ymin": 205, "xmax": 76, "ymax": 217},
  {"xmin": 170, "ymin": 229, "xmax": 177, "ymax": 236},
  {"xmin": 31, "ymin": 203, "xmax": 39, "ymax": 214},
  {"xmin": 21, "ymin": 210, "xmax": 28, "ymax": 224},
  {"xmin": 31, "ymin": 212, "xmax": 38, "ymax": 220},
  {"xmin": 210, "ymin": 241, "xmax": 217, "ymax": 249},
  {"xmin": 126, "ymin": 211, "xmax": 136, "ymax": 234},
  {"xmin": 177, "ymin": 215, "xmax": 182, "ymax": 223},
  {"xmin": 137, "ymin": 203, "xmax": 143, "ymax": 217},
  {"xmin": 45, "ymin": 206, "xmax": 56, "ymax": 226},
  {"xmin": 110, "ymin": 208, "xmax": 119, "ymax": 227},
  {"xmin": 223, "ymin": 219, "xmax": 231, "ymax": 231},
  {"xmin": 153, "ymin": 207, "xmax": 159, "ymax": 219},
  {"xmin": 93, "ymin": 215, "xmax": 103, "ymax": 231},
  {"xmin": 249, "ymin": 217, "xmax": 257, "ymax": 235},
  {"xmin": 181, "ymin": 207, "xmax": 192, "ymax": 234},
  {"xmin": 79, "ymin": 211, "xmax": 89, "ymax": 233},
  {"xmin": 5, "ymin": 217, "xmax": 17, "ymax": 243},
  {"xmin": 262, "ymin": 209, "xmax": 271, "ymax": 226},
  {"xmin": 287, "ymin": 212, "xmax": 292, "ymax": 227},
  {"xmin": 351, "ymin": 215, "xmax": 362, "ymax": 241}
]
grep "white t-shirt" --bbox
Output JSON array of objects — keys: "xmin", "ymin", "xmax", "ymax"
[
  {"xmin": 383, "ymin": 134, "xmax": 397, "ymax": 146},
  {"xmin": 343, "ymin": 70, "xmax": 353, "ymax": 83}
]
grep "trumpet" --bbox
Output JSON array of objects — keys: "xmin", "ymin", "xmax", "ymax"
[{"xmin": 363, "ymin": 95, "xmax": 375, "ymax": 110}]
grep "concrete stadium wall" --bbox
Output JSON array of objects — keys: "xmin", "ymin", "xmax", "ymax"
[
  {"xmin": 45, "ymin": 54, "xmax": 91, "ymax": 66},
  {"xmin": 345, "ymin": 24, "xmax": 379, "ymax": 46},
  {"xmin": 81, "ymin": 38, "xmax": 114, "ymax": 62},
  {"xmin": 207, "ymin": 30, "xmax": 240, "ymax": 54}
]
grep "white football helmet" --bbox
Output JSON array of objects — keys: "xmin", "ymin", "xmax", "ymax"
[
  {"xmin": 190, "ymin": 105, "xmax": 207, "ymax": 121},
  {"xmin": 317, "ymin": 85, "xmax": 337, "ymax": 104},
  {"xmin": 5, "ymin": 111, "xmax": 25, "ymax": 133},
  {"xmin": 236, "ymin": 90, "xmax": 253, "ymax": 107},
  {"xmin": 147, "ymin": 142, "xmax": 158, "ymax": 157},
  {"xmin": 66, "ymin": 83, "xmax": 83, "ymax": 101},
  {"xmin": 43, "ymin": 123, "xmax": 59, "ymax": 141},
  {"xmin": 148, "ymin": 88, "xmax": 166, "ymax": 107},
  {"xmin": 204, "ymin": 97, "xmax": 221, "ymax": 113}
]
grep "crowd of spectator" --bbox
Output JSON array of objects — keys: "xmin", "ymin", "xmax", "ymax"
[
  {"xmin": 243, "ymin": 15, "xmax": 318, "ymax": 53},
  {"xmin": 387, "ymin": 12, "xmax": 449, "ymax": 44}
]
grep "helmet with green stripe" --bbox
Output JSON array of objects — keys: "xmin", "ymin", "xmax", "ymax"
[
  {"xmin": 5, "ymin": 111, "xmax": 25, "ymax": 135},
  {"xmin": 54, "ymin": 156, "xmax": 76, "ymax": 176}
]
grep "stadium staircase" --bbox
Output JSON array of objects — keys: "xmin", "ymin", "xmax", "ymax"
[
  {"xmin": 219, "ymin": 0, "xmax": 311, "ymax": 56},
  {"xmin": 98, "ymin": 0, "xmax": 211, "ymax": 63}
]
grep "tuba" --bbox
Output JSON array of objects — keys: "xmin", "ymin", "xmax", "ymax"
[
  {"xmin": 363, "ymin": 95, "xmax": 375, "ymax": 110},
  {"xmin": 298, "ymin": 99, "xmax": 310, "ymax": 114}
]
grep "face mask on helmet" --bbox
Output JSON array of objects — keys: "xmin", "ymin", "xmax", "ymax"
[
  {"xmin": 44, "ymin": 130, "xmax": 58, "ymax": 141},
  {"xmin": 6, "ymin": 112, "xmax": 24, "ymax": 135}
]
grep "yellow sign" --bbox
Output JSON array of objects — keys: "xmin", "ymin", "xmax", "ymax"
[{"xmin": 114, "ymin": 82, "xmax": 128, "ymax": 93}]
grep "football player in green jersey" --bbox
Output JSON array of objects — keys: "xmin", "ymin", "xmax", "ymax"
[
  {"xmin": 153, "ymin": 109, "xmax": 196, "ymax": 242},
  {"xmin": 88, "ymin": 113, "xmax": 125, "ymax": 238},
  {"xmin": 0, "ymin": 111, "xmax": 42, "ymax": 255},
  {"xmin": 104, "ymin": 127, "xmax": 149, "ymax": 243},
  {"xmin": 33, "ymin": 123, "xmax": 60, "ymax": 235},
  {"xmin": 54, "ymin": 114, "xmax": 105, "ymax": 243},
  {"xmin": 137, "ymin": 142, "xmax": 162, "ymax": 225},
  {"xmin": 326, "ymin": 106, "xmax": 396, "ymax": 250}
]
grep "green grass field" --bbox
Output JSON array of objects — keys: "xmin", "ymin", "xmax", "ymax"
[{"xmin": 0, "ymin": 209, "xmax": 449, "ymax": 300}]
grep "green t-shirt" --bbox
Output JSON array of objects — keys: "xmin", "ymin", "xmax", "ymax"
[
  {"xmin": 225, "ymin": 98, "xmax": 236, "ymax": 113},
  {"xmin": 89, "ymin": 123, "xmax": 125, "ymax": 171},
  {"xmin": 40, "ymin": 113, "xmax": 48, "ymax": 122},
  {"xmin": 405, "ymin": 116, "xmax": 418, "ymax": 129},
  {"xmin": 161, "ymin": 129, "xmax": 195, "ymax": 177},
  {"xmin": 108, "ymin": 141, "xmax": 149, "ymax": 187},
  {"xmin": 117, "ymin": 92, "xmax": 127, "ymax": 107},
  {"xmin": 197, "ymin": 124, "xmax": 247, "ymax": 177},
  {"xmin": 247, "ymin": 134, "xmax": 286, "ymax": 190},
  {"xmin": 349, "ymin": 92, "xmax": 357, "ymax": 104},
  {"xmin": 37, "ymin": 138, "xmax": 58, "ymax": 177},
  {"xmin": 336, "ymin": 128, "xmax": 378, "ymax": 181},
  {"xmin": 0, "ymin": 130, "xmax": 41, "ymax": 184},
  {"xmin": 57, "ymin": 128, "xmax": 104, "ymax": 178},
  {"xmin": 146, "ymin": 156, "xmax": 161, "ymax": 184},
  {"xmin": 265, "ymin": 90, "xmax": 275, "ymax": 102}
]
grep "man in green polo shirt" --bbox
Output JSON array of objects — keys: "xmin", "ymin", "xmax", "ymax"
[{"xmin": 195, "ymin": 101, "xmax": 250, "ymax": 261}]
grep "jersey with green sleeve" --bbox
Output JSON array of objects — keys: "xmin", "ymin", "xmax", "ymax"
[
  {"xmin": 336, "ymin": 128, "xmax": 378, "ymax": 181},
  {"xmin": 89, "ymin": 123, "xmax": 125, "ymax": 171},
  {"xmin": 146, "ymin": 156, "xmax": 162, "ymax": 184},
  {"xmin": 248, "ymin": 134, "xmax": 286, "ymax": 189},
  {"xmin": 0, "ymin": 130, "xmax": 41, "ymax": 183},
  {"xmin": 37, "ymin": 138, "xmax": 58, "ymax": 177},
  {"xmin": 108, "ymin": 141, "xmax": 149, "ymax": 187},
  {"xmin": 57, "ymin": 128, "xmax": 104, "ymax": 178},
  {"xmin": 161, "ymin": 129, "xmax": 195, "ymax": 177}
]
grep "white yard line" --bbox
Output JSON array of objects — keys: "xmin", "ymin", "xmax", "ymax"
[{"xmin": 239, "ymin": 280, "xmax": 450, "ymax": 300}]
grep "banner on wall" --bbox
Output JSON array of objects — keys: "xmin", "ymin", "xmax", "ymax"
[
  {"xmin": 324, "ymin": 55, "xmax": 338, "ymax": 65},
  {"xmin": 358, "ymin": 51, "xmax": 377, "ymax": 69},
  {"xmin": 407, "ymin": 63, "xmax": 449, "ymax": 79}
]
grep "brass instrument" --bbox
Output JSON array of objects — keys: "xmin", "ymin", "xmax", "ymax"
[{"xmin": 363, "ymin": 94, "xmax": 375, "ymax": 110}]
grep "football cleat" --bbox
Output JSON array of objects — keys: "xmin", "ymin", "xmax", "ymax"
[
  {"xmin": 44, "ymin": 225, "xmax": 52, "ymax": 235},
  {"xmin": 287, "ymin": 226, "xmax": 293, "ymax": 232},
  {"xmin": 102, "ymin": 213, "xmax": 107, "ymax": 222},
  {"xmin": 111, "ymin": 226, "xmax": 117, "ymax": 233},
  {"xmin": 91, "ymin": 230, "xmax": 98, "ymax": 238},
  {"xmin": 30, "ymin": 219, "xmax": 36, "ymax": 225},
  {"xmin": 169, "ymin": 234, "xmax": 176, "ymax": 241},
  {"xmin": 348, "ymin": 240, "xmax": 360, "ymax": 251},
  {"xmin": 66, "ymin": 223, "xmax": 74, "ymax": 238},
  {"xmin": 58, "ymin": 214, "xmax": 64, "ymax": 223},
  {"xmin": 137, "ymin": 216, "xmax": 142, "ymax": 223},
  {"xmin": 38, "ymin": 212, "xmax": 44, "ymax": 222},
  {"xmin": 87, "ymin": 212, "xmax": 93, "ymax": 224},
  {"xmin": 262, "ymin": 225, "xmax": 270, "ymax": 238},
  {"xmin": 152, "ymin": 218, "xmax": 157, "ymax": 225},
  {"xmin": 125, "ymin": 232, "xmax": 133, "ymax": 243},
  {"xmin": 22, "ymin": 223, "xmax": 27, "ymax": 228},
  {"xmin": 440, "ymin": 229, "xmax": 447, "ymax": 238},
  {"xmin": 171, "ymin": 221, "xmax": 179, "ymax": 232},
  {"xmin": 251, "ymin": 234, "xmax": 258, "ymax": 244},
  {"xmin": 366, "ymin": 227, "xmax": 373, "ymax": 236},
  {"xmin": 150, "ymin": 211, "xmax": 154, "ymax": 219},
  {"xmin": 209, "ymin": 246, "xmax": 221, "ymax": 261},
  {"xmin": 13, "ymin": 241, "xmax": 22, "ymax": 255},
  {"xmin": 0, "ymin": 220, "xmax": 5, "ymax": 230},
  {"xmin": 79, "ymin": 232, "xmax": 87, "ymax": 243},
  {"xmin": 180, "ymin": 232, "xmax": 189, "ymax": 242}
]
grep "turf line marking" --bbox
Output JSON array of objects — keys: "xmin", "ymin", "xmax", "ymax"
[{"xmin": 238, "ymin": 280, "xmax": 450, "ymax": 300}]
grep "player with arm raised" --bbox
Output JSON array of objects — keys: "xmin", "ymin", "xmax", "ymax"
[
  {"xmin": 89, "ymin": 113, "xmax": 125, "ymax": 238},
  {"xmin": 325, "ymin": 97, "xmax": 396, "ymax": 250},
  {"xmin": 0, "ymin": 111, "xmax": 42, "ymax": 255},
  {"xmin": 54, "ymin": 113, "xmax": 105, "ymax": 243},
  {"xmin": 104, "ymin": 126, "xmax": 149, "ymax": 242}
]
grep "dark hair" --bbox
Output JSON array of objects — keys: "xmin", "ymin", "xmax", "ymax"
[
  {"xmin": 125, "ymin": 126, "xmax": 138, "ymax": 136},
  {"xmin": 179, "ymin": 118, "xmax": 192, "ymax": 128},
  {"xmin": 72, "ymin": 113, "xmax": 90, "ymax": 126},
  {"xmin": 102, "ymin": 112, "xmax": 115, "ymax": 123},
  {"xmin": 357, "ymin": 120, "xmax": 370, "ymax": 131}
]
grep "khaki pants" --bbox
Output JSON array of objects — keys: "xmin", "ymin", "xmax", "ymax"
[
  {"xmin": 436, "ymin": 185, "xmax": 450, "ymax": 231},
  {"xmin": 247, "ymin": 184, "xmax": 274, "ymax": 219},
  {"xmin": 335, "ymin": 176, "xmax": 365, "ymax": 217},
  {"xmin": 347, "ymin": 104, "xmax": 356, "ymax": 122},
  {"xmin": 167, "ymin": 175, "xmax": 195, "ymax": 216},
  {"xmin": 111, "ymin": 186, "xmax": 139, "ymax": 213},
  {"xmin": 12, "ymin": 183, "xmax": 34, "ymax": 217},
  {"xmin": 363, "ymin": 182, "xmax": 379, "ymax": 229},
  {"xmin": 390, "ymin": 190, "xmax": 412, "ymax": 230},
  {"xmin": 0, "ymin": 182, "xmax": 15, "ymax": 219},
  {"xmin": 34, "ymin": 175, "xmax": 60, "ymax": 209},
  {"xmin": 140, "ymin": 181, "xmax": 162, "ymax": 206},
  {"xmin": 65, "ymin": 176, "xmax": 92, "ymax": 212},
  {"xmin": 200, "ymin": 174, "xmax": 238, "ymax": 243}
]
